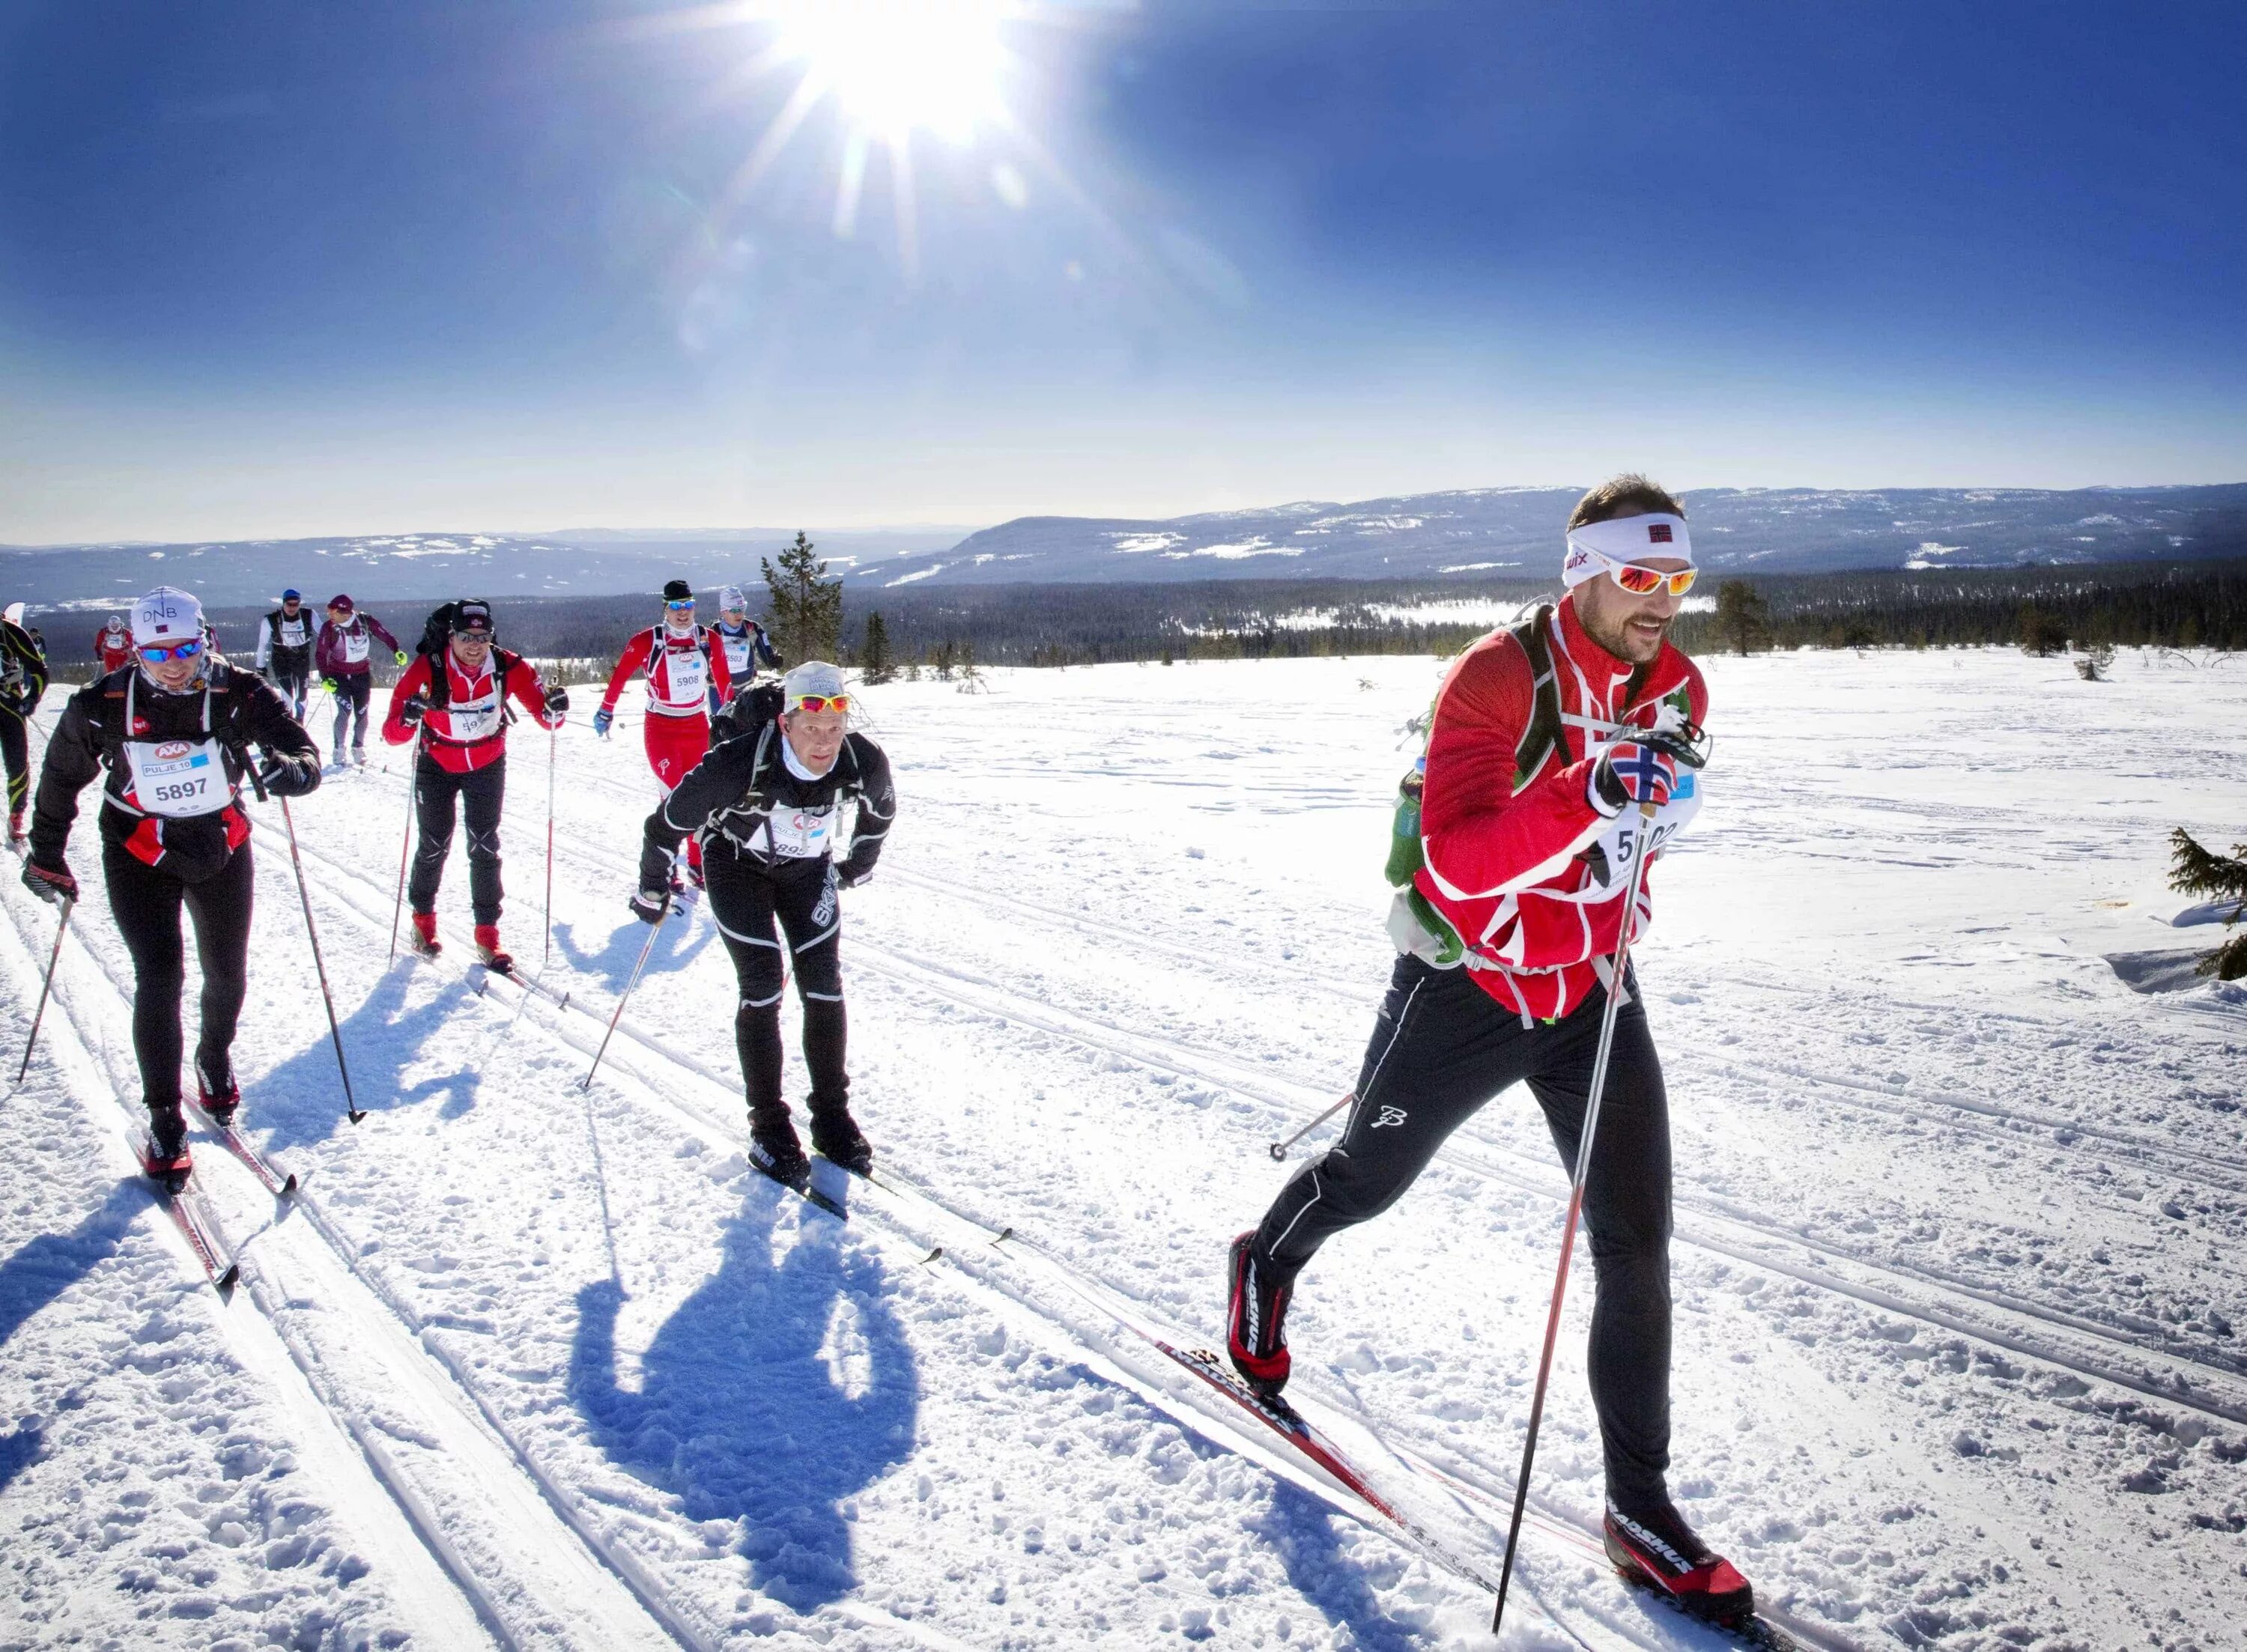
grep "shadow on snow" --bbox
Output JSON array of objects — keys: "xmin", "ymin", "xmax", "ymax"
[
  {"xmin": 551, "ymin": 911, "xmax": 714, "ymax": 997},
  {"xmin": 0, "ymin": 1182, "xmax": 140, "ymax": 1492},
  {"xmin": 1245, "ymin": 1481, "xmax": 1434, "ymax": 1651},
  {"xmin": 569, "ymin": 1182, "xmax": 918, "ymax": 1615},
  {"xmin": 251, "ymin": 960, "xmax": 488, "ymax": 1152}
]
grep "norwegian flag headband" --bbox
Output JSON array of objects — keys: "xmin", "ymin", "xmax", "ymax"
[{"xmin": 1562, "ymin": 512, "xmax": 1693, "ymax": 589}]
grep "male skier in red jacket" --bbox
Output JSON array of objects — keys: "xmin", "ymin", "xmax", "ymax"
[{"xmin": 1226, "ymin": 476, "xmax": 1750, "ymax": 1623}]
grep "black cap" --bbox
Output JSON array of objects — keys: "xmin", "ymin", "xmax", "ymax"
[
  {"xmin": 452, "ymin": 600, "xmax": 495, "ymax": 637},
  {"xmin": 663, "ymin": 578, "xmax": 693, "ymax": 603}
]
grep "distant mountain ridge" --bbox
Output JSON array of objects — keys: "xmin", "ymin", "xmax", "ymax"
[
  {"xmin": 851, "ymin": 484, "xmax": 2247, "ymax": 586},
  {"xmin": 4, "ymin": 487, "xmax": 2242, "ymax": 610}
]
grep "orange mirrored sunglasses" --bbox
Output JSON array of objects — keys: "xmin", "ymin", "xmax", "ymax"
[
  {"xmin": 1582, "ymin": 544, "xmax": 1698, "ymax": 596},
  {"xmin": 790, "ymin": 693, "xmax": 851, "ymax": 714}
]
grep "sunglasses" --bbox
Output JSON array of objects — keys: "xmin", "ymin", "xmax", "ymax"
[
  {"xmin": 665, "ymin": 598, "xmax": 696, "ymax": 611},
  {"xmin": 1580, "ymin": 544, "xmax": 1698, "ymax": 597},
  {"xmin": 789, "ymin": 693, "xmax": 850, "ymax": 715},
  {"xmin": 139, "ymin": 637, "xmax": 204, "ymax": 663}
]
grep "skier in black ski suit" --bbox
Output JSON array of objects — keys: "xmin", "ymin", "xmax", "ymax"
[
  {"xmin": 254, "ymin": 589, "xmax": 316, "ymax": 717},
  {"xmin": 0, "ymin": 604, "xmax": 50, "ymax": 843},
  {"xmin": 631, "ymin": 661, "xmax": 894, "ymax": 1185},
  {"xmin": 20, "ymin": 586, "xmax": 321, "ymax": 1179}
]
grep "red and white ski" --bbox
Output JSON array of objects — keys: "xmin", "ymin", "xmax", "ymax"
[
  {"xmin": 184, "ymin": 1099, "xmax": 300, "ymax": 1197},
  {"xmin": 135, "ymin": 1133, "xmax": 241, "ymax": 1296}
]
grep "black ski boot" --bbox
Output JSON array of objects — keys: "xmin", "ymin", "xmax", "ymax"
[
  {"xmin": 1604, "ymin": 1496, "xmax": 1754, "ymax": 1626},
  {"xmin": 809, "ymin": 1110, "xmax": 873, "ymax": 1176},
  {"xmin": 145, "ymin": 1102, "xmax": 192, "ymax": 1188},
  {"xmin": 195, "ymin": 1050, "xmax": 240, "ymax": 1129},
  {"xmin": 1225, "ymin": 1231, "xmax": 1292, "ymax": 1395},
  {"xmin": 748, "ymin": 1114, "xmax": 810, "ymax": 1191}
]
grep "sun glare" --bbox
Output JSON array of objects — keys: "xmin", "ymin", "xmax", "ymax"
[{"xmin": 774, "ymin": 0, "xmax": 1011, "ymax": 144}]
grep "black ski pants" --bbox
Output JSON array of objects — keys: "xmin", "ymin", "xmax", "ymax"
[
  {"xmin": 1252, "ymin": 954, "xmax": 1676, "ymax": 1509},
  {"xmin": 103, "ymin": 839, "xmax": 255, "ymax": 1111},
  {"xmin": 409, "ymin": 756, "xmax": 506, "ymax": 926},
  {"xmin": 0, "ymin": 699, "xmax": 26, "ymax": 816},
  {"xmin": 705, "ymin": 840, "xmax": 847, "ymax": 1129},
  {"xmin": 329, "ymin": 672, "xmax": 371, "ymax": 756}
]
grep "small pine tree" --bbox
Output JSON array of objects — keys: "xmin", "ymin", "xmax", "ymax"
[
  {"xmin": 2169, "ymin": 828, "xmax": 2247, "ymax": 980},
  {"xmin": 761, "ymin": 532, "xmax": 843, "ymax": 663},
  {"xmin": 861, "ymin": 612, "xmax": 895, "ymax": 684},
  {"xmin": 2017, "ymin": 602, "xmax": 2069, "ymax": 658},
  {"xmin": 1713, "ymin": 580, "xmax": 1771, "ymax": 657},
  {"xmin": 956, "ymin": 637, "xmax": 985, "ymax": 693},
  {"xmin": 932, "ymin": 639, "xmax": 957, "ymax": 681}
]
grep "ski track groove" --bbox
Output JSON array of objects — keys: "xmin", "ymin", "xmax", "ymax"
[
  {"xmin": 336, "ymin": 754, "xmax": 2247, "ymax": 1425},
  {"xmin": 0, "ymin": 851, "xmax": 724, "ymax": 1652}
]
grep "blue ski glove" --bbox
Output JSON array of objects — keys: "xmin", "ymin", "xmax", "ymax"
[{"xmin": 592, "ymin": 708, "xmax": 613, "ymax": 738}]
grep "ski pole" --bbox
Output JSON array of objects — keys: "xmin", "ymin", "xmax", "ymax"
[
  {"xmin": 389, "ymin": 757, "xmax": 418, "ymax": 959},
  {"xmin": 581, "ymin": 871, "xmax": 673, "ymax": 1093},
  {"xmin": 278, "ymin": 795, "xmax": 364, "ymax": 1124},
  {"xmin": 16, "ymin": 894, "xmax": 74, "ymax": 1084},
  {"xmin": 544, "ymin": 724, "xmax": 557, "ymax": 968},
  {"xmin": 1267, "ymin": 1091, "xmax": 1353, "ymax": 1161},
  {"xmin": 1491, "ymin": 798, "xmax": 1659, "ymax": 1637}
]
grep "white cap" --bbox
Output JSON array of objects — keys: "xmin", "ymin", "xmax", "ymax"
[
  {"xmin": 719, "ymin": 586, "xmax": 748, "ymax": 611},
  {"xmin": 133, "ymin": 586, "xmax": 204, "ymax": 647},
  {"xmin": 2, "ymin": 602, "xmax": 22, "ymax": 627},
  {"xmin": 781, "ymin": 660, "xmax": 848, "ymax": 711}
]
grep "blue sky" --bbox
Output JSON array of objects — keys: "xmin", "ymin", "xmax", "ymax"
[{"xmin": 3, "ymin": 0, "xmax": 2243, "ymax": 541}]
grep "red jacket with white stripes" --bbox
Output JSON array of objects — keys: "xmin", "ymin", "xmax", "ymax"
[
  {"xmin": 598, "ymin": 624, "xmax": 732, "ymax": 721},
  {"xmin": 1413, "ymin": 595, "xmax": 1708, "ymax": 1022},
  {"xmin": 381, "ymin": 648, "xmax": 562, "ymax": 774}
]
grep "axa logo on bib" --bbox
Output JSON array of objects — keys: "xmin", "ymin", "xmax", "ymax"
[{"xmin": 154, "ymin": 740, "xmax": 191, "ymax": 760}]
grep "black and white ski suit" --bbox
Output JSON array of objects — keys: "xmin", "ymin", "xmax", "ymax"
[
  {"xmin": 640, "ymin": 712, "xmax": 894, "ymax": 1132},
  {"xmin": 28, "ymin": 663, "xmax": 320, "ymax": 1109},
  {"xmin": 0, "ymin": 618, "xmax": 50, "ymax": 819}
]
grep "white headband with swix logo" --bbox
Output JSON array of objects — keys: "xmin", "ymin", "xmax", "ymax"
[{"xmin": 1562, "ymin": 513, "xmax": 1693, "ymax": 590}]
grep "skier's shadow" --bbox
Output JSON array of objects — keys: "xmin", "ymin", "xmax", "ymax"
[
  {"xmin": 1246, "ymin": 1482, "xmax": 1426, "ymax": 1651},
  {"xmin": 569, "ymin": 1185, "xmax": 918, "ymax": 1614},
  {"xmin": 0, "ymin": 1182, "xmax": 139, "ymax": 1492},
  {"xmin": 551, "ymin": 912, "xmax": 713, "ymax": 995},
  {"xmin": 252, "ymin": 962, "xmax": 488, "ymax": 1153}
]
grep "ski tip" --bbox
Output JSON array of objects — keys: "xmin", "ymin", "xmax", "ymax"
[
  {"xmin": 214, "ymin": 1263, "xmax": 242, "ymax": 1298},
  {"xmin": 279, "ymin": 1173, "xmax": 301, "ymax": 1196}
]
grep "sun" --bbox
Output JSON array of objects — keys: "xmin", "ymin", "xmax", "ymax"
[{"xmin": 772, "ymin": 0, "xmax": 1012, "ymax": 145}]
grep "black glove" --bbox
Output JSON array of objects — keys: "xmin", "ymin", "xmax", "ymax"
[
  {"xmin": 837, "ymin": 861, "xmax": 872, "ymax": 890},
  {"xmin": 544, "ymin": 685, "xmax": 570, "ymax": 714},
  {"xmin": 398, "ymin": 693, "xmax": 429, "ymax": 727},
  {"xmin": 259, "ymin": 756, "xmax": 321, "ymax": 799},
  {"xmin": 628, "ymin": 885, "xmax": 670, "ymax": 924},
  {"xmin": 21, "ymin": 696, "xmax": 38, "ymax": 720},
  {"xmin": 22, "ymin": 859, "xmax": 76, "ymax": 905}
]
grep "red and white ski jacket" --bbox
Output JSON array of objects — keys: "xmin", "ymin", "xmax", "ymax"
[
  {"xmin": 1414, "ymin": 596, "xmax": 1708, "ymax": 1023},
  {"xmin": 598, "ymin": 624, "xmax": 732, "ymax": 722},
  {"xmin": 381, "ymin": 648, "xmax": 563, "ymax": 774},
  {"xmin": 94, "ymin": 625, "xmax": 134, "ymax": 673}
]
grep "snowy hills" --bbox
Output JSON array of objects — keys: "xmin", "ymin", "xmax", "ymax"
[{"xmin": 853, "ymin": 483, "xmax": 2247, "ymax": 587}]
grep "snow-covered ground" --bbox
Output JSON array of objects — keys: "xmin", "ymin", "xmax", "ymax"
[{"xmin": 2, "ymin": 646, "xmax": 2242, "ymax": 1652}]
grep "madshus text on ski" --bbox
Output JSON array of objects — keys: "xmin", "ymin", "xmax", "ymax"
[{"xmin": 11, "ymin": 487, "xmax": 1769, "ymax": 1636}]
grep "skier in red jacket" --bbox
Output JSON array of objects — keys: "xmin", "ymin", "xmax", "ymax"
[
  {"xmin": 592, "ymin": 580, "xmax": 733, "ymax": 886},
  {"xmin": 93, "ymin": 616, "xmax": 134, "ymax": 674},
  {"xmin": 1226, "ymin": 476, "xmax": 1749, "ymax": 1624},
  {"xmin": 381, "ymin": 600, "xmax": 566, "ymax": 969}
]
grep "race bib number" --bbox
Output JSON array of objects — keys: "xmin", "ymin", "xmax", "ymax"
[
  {"xmin": 342, "ymin": 628, "xmax": 369, "ymax": 665},
  {"xmin": 765, "ymin": 804, "xmax": 834, "ymax": 859},
  {"xmin": 722, "ymin": 634, "xmax": 753, "ymax": 675},
  {"xmin": 278, "ymin": 618, "xmax": 309, "ymax": 648},
  {"xmin": 125, "ymin": 737, "xmax": 230, "ymax": 818},
  {"xmin": 1584, "ymin": 771, "xmax": 1703, "ymax": 893},
  {"xmin": 448, "ymin": 691, "xmax": 501, "ymax": 742},
  {"xmin": 660, "ymin": 646, "xmax": 707, "ymax": 708}
]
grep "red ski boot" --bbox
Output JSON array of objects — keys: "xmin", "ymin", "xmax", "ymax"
[
  {"xmin": 195, "ymin": 1051, "xmax": 240, "ymax": 1129},
  {"xmin": 408, "ymin": 911, "xmax": 442, "ymax": 956},
  {"xmin": 143, "ymin": 1102, "xmax": 193, "ymax": 1187},
  {"xmin": 473, "ymin": 925, "xmax": 512, "ymax": 971},
  {"xmin": 1604, "ymin": 1500, "xmax": 1755, "ymax": 1626},
  {"xmin": 1225, "ymin": 1231, "xmax": 1293, "ymax": 1394}
]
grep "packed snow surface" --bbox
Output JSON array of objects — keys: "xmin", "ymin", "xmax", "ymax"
[{"xmin": 2, "ymin": 646, "xmax": 2243, "ymax": 1651}]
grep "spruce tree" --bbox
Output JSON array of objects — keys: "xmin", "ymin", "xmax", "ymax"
[
  {"xmin": 1713, "ymin": 580, "xmax": 1771, "ymax": 657},
  {"xmin": 861, "ymin": 612, "xmax": 895, "ymax": 684},
  {"xmin": 761, "ymin": 532, "xmax": 843, "ymax": 663},
  {"xmin": 2168, "ymin": 828, "xmax": 2247, "ymax": 980}
]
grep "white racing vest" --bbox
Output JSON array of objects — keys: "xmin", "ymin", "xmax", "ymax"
[
  {"xmin": 340, "ymin": 625, "xmax": 370, "ymax": 665},
  {"xmin": 119, "ymin": 675, "xmax": 233, "ymax": 819},
  {"xmin": 719, "ymin": 628, "xmax": 754, "ymax": 676},
  {"xmin": 274, "ymin": 615, "xmax": 310, "ymax": 649},
  {"xmin": 651, "ymin": 634, "xmax": 708, "ymax": 714},
  {"xmin": 760, "ymin": 803, "xmax": 836, "ymax": 860},
  {"xmin": 442, "ymin": 676, "xmax": 503, "ymax": 743}
]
